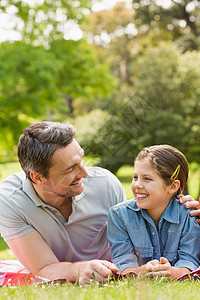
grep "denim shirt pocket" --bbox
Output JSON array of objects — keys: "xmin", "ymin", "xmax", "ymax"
[
  {"xmin": 162, "ymin": 251, "xmax": 178, "ymax": 266},
  {"xmin": 134, "ymin": 246, "xmax": 154, "ymax": 266}
]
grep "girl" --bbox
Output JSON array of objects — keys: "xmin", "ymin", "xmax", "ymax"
[{"xmin": 108, "ymin": 145, "xmax": 200, "ymax": 279}]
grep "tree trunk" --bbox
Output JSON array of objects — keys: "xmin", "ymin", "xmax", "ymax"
[{"xmin": 63, "ymin": 94, "xmax": 74, "ymax": 117}]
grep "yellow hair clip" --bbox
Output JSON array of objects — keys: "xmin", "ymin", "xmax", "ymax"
[{"xmin": 170, "ymin": 164, "xmax": 180, "ymax": 181}]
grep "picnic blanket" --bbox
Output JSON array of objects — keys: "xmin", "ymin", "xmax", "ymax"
[
  {"xmin": 0, "ymin": 260, "xmax": 51, "ymax": 286},
  {"xmin": 176, "ymin": 266, "xmax": 200, "ymax": 280}
]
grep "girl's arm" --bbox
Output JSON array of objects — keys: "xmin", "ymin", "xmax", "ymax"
[{"xmin": 107, "ymin": 206, "xmax": 139, "ymax": 272}]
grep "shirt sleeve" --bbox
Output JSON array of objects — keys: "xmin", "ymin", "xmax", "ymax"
[
  {"xmin": 107, "ymin": 205, "xmax": 138, "ymax": 272},
  {"xmin": 0, "ymin": 195, "xmax": 35, "ymax": 241},
  {"xmin": 106, "ymin": 170, "xmax": 127, "ymax": 206},
  {"xmin": 175, "ymin": 215, "xmax": 200, "ymax": 271}
]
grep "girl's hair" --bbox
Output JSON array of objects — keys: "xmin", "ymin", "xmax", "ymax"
[{"xmin": 135, "ymin": 145, "xmax": 189, "ymax": 196}]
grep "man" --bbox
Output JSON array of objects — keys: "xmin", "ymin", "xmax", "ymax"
[{"xmin": 0, "ymin": 121, "xmax": 125, "ymax": 284}]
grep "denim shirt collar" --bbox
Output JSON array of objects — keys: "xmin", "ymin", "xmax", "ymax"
[{"xmin": 127, "ymin": 197, "xmax": 180, "ymax": 225}]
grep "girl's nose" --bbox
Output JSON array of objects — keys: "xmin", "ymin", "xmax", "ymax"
[{"xmin": 135, "ymin": 179, "xmax": 143, "ymax": 189}]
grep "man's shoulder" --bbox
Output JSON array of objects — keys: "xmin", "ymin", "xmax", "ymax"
[
  {"xmin": 85, "ymin": 166, "xmax": 115, "ymax": 179},
  {"xmin": 83, "ymin": 167, "xmax": 126, "ymax": 204},
  {"xmin": 84, "ymin": 166, "xmax": 123, "ymax": 188}
]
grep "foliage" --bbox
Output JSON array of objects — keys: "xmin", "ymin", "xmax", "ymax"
[
  {"xmin": 131, "ymin": 0, "xmax": 200, "ymax": 51},
  {"xmin": 0, "ymin": 0, "xmax": 91, "ymax": 46},
  {"xmin": 0, "ymin": 41, "xmax": 62, "ymax": 155},
  {"xmin": 85, "ymin": 2, "xmax": 136, "ymax": 85},
  {"xmin": 50, "ymin": 39, "xmax": 117, "ymax": 116},
  {"xmin": 0, "ymin": 39, "xmax": 116, "ymax": 158},
  {"xmin": 76, "ymin": 43, "xmax": 200, "ymax": 173}
]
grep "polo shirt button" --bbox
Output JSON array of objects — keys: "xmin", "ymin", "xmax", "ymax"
[{"xmin": 152, "ymin": 232, "xmax": 155, "ymax": 235}]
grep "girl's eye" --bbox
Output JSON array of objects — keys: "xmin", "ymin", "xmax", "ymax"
[
  {"xmin": 133, "ymin": 176, "xmax": 138, "ymax": 180},
  {"xmin": 145, "ymin": 177, "xmax": 151, "ymax": 181}
]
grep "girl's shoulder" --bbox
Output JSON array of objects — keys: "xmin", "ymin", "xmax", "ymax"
[{"xmin": 110, "ymin": 198, "xmax": 138, "ymax": 212}]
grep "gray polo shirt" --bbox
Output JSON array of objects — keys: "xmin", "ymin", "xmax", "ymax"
[{"xmin": 0, "ymin": 167, "xmax": 126, "ymax": 262}]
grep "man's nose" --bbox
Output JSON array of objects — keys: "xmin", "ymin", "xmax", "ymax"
[{"xmin": 79, "ymin": 161, "xmax": 88, "ymax": 178}]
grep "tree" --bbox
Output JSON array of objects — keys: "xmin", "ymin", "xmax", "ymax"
[
  {"xmin": 50, "ymin": 38, "xmax": 117, "ymax": 117},
  {"xmin": 0, "ymin": 39, "xmax": 117, "ymax": 157},
  {"xmin": 85, "ymin": 2, "xmax": 136, "ymax": 85},
  {"xmin": 0, "ymin": 0, "xmax": 91, "ymax": 46},
  {"xmin": 75, "ymin": 43, "xmax": 200, "ymax": 173},
  {"xmin": 0, "ymin": 41, "xmax": 63, "ymax": 157},
  {"xmin": 131, "ymin": 0, "xmax": 200, "ymax": 50}
]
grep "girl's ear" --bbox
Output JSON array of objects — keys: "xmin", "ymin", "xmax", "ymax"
[
  {"xmin": 30, "ymin": 171, "xmax": 46, "ymax": 185},
  {"xmin": 168, "ymin": 180, "xmax": 180, "ymax": 195}
]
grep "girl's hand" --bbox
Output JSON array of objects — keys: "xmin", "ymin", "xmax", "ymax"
[
  {"xmin": 140, "ymin": 259, "xmax": 160, "ymax": 276},
  {"xmin": 145, "ymin": 257, "xmax": 172, "ymax": 278}
]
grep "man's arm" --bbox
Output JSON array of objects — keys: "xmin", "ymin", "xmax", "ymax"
[
  {"xmin": 179, "ymin": 195, "xmax": 200, "ymax": 224},
  {"xmin": 7, "ymin": 231, "xmax": 118, "ymax": 285}
]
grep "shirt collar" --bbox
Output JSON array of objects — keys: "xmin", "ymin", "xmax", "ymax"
[
  {"xmin": 22, "ymin": 176, "xmax": 46, "ymax": 207},
  {"xmin": 127, "ymin": 197, "xmax": 180, "ymax": 224},
  {"xmin": 22, "ymin": 176, "xmax": 85, "ymax": 207},
  {"xmin": 74, "ymin": 192, "xmax": 84, "ymax": 202},
  {"xmin": 161, "ymin": 197, "xmax": 180, "ymax": 224}
]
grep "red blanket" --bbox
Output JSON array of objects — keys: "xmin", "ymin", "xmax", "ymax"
[{"xmin": 0, "ymin": 261, "xmax": 50, "ymax": 286}]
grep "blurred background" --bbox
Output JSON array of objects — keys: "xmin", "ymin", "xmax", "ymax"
[{"xmin": 0, "ymin": 0, "xmax": 200, "ymax": 199}]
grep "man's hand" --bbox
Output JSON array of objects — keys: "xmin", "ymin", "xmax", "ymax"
[
  {"xmin": 179, "ymin": 195, "xmax": 200, "ymax": 224},
  {"xmin": 67, "ymin": 260, "xmax": 118, "ymax": 285}
]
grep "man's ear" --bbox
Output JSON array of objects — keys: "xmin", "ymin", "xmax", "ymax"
[
  {"xmin": 30, "ymin": 171, "xmax": 46, "ymax": 185},
  {"xmin": 168, "ymin": 180, "xmax": 180, "ymax": 195}
]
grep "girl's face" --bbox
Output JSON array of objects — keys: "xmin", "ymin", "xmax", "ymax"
[{"xmin": 131, "ymin": 158, "xmax": 172, "ymax": 223}]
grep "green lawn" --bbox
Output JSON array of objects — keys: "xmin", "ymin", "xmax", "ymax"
[
  {"xmin": 0, "ymin": 278, "xmax": 200, "ymax": 299},
  {"xmin": 0, "ymin": 162, "xmax": 200, "ymax": 298}
]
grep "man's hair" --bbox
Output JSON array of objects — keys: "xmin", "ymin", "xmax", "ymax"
[
  {"xmin": 18, "ymin": 121, "xmax": 76, "ymax": 180},
  {"xmin": 135, "ymin": 144, "xmax": 189, "ymax": 196}
]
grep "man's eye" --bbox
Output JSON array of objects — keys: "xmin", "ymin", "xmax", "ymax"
[{"xmin": 65, "ymin": 165, "xmax": 77, "ymax": 174}]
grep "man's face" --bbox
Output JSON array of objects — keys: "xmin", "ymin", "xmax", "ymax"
[{"xmin": 39, "ymin": 139, "xmax": 88, "ymax": 207}]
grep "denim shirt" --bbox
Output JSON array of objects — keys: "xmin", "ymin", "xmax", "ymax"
[{"xmin": 108, "ymin": 198, "xmax": 200, "ymax": 272}]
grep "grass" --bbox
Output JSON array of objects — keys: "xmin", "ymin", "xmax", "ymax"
[
  {"xmin": 0, "ymin": 161, "xmax": 22, "ymax": 181},
  {"xmin": 0, "ymin": 276, "xmax": 200, "ymax": 299},
  {"xmin": 0, "ymin": 162, "xmax": 200, "ymax": 298}
]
